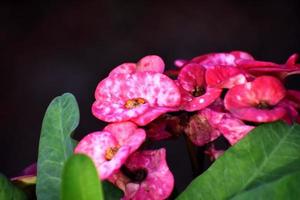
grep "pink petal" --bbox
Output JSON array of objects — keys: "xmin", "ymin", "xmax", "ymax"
[
  {"xmin": 11, "ymin": 163, "xmax": 37, "ymax": 181},
  {"xmin": 185, "ymin": 114, "xmax": 221, "ymax": 146},
  {"xmin": 104, "ymin": 122, "xmax": 146, "ymax": 154},
  {"xmin": 136, "ymin": 55, "xmax": 165, "ymax": 73},
  {"xmin": 74, "ymin": 131, "xmax": 130, "ymax": 180},
  {"xmin": 92, "ymin": 100, "xmax": 150, "ymax": 123},
  {"xmin": 218, "ymin": 114, "xmax": 255, "ymax": 145},
  {"xmin": 224, "ymin": 76, "xmax": 286, "ymax": 122},
  {"xmin": 192, "ymin": 52, "xmax": 236, "ymax": 68},
  {"xmin": 174, "ymin": 59, "xmax": 188, "ymax": 68},
  {"xmin": 227, "ymin": 107, "xmax": 286, "ymax": 123},
  {"xmin": 184, "ymin": 108, "xmax": 225, "ymax": 146},
  {"xmin": 205, "ymin": 66, "xmax": 247, "ymax": 88},
  {"xmin": 123, "ymin": 149, "xmax": 174, "ymax": 200},
  {"xmin": 189, "ymin": 51, "xmax": 253, "ymax": 69},
  {"xmin": 93, "ymin": 72, "xmax": 181, "ymax": 124},
  {"xmin": 181, "ymin": 87, "xmax": 222, "ymax": 112},
  {"xmin": 278, "ymin": 99, "xmax": 299, "ymax": 124},
  {"xmin": 230, "ymin": 51, "xmax": 254, "ymax": 60},
  {"xmin": 131, "ymin": 106, "xmax": 179, "ymax": 126},
  {"xmin": 285, "ymin": 53, "xmax": 298, "ymax": 67},
  {"xmin": 109, "ymin": 63, "xmax": 137, "ymax": 76},
  {"xmin": 286, "ymin": 90, "xmax": 300, "ymax": 106},
  {"xmin": 178, "ymin": 63, "xmax": 205, "ymax": 92},
  {"xmin": 108, "ymin": 55, "xmax": 165, "ymax": 76},
  {"xmin": 237, "ymin": 54, "xmax": 300, "ymax": 79}
]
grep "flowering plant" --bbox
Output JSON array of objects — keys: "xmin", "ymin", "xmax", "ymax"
[{"xmin": 1, "ymin": 51, "xmax": 300, "ymax": 200}]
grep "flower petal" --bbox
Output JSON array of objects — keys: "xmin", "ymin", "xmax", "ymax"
[
  {"xmin": 131, "ymin": 106, "xmax": 179, "ymax": 126},
  {"xmin": 218, "ymin": 114, "xmax": 255, "ymax": 145},
  {"xmin": 104, "ymin": 122, "xmax": 146, "ymax": 154},
  {"xmin": 205, "ymin": 66, "xmax": 247, "ymax": 88},
  {"xmin": 136, "ymin": 55, "xmax": 165, "ymax": 73},
  {"xmin": 93, "ymin": 72, "xmax": 181, "ymax": 123},
  {"xmin": 181, "ymin": 87, "xmax": 222, "ymax": 112},
  {"xmin": 123, "ymin": 149, "xmax": 174, "ymax": 200},
  {"xmin": 178, "ymin": 63, "xmax": 205, "ymax": 92},
  {"xmin": 192, "ymin": 52, "xmax": 236, "ymax": 68},
  {"xmin": 224, "ymin": 76, "xmax": 286, "ymax": 122},
  {"xmin": 74, "ymin": 131, "xmax": 130, "ymax": 180},
  {"xmin": 184, "ymin": 112, "xmax": 221, "ymax": 146},
  {"xmin": 109, "ymin": 63, "xmax": 137, "ymax": 76}
]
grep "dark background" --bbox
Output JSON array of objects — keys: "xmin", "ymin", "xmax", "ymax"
[{"xmin": 1, "ymin": 0, "xmax": 299, "ymax": 192}]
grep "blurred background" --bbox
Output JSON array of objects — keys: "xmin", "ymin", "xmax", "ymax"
[{"xmin": 1, "ymin": 0, "xmax": 299, "ymax": 192}]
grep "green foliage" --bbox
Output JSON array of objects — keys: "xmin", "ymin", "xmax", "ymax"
[
  {"xmin": 102, "ymin": 181, "xmax": 123, "ymax": 200},
  {"xmin": 0, "ymin": 173, "xmax": 27, "ymax": 200},
  {"xmin": 36, "ymin": 93, "xmax": 80, "ymax": 200},
  {"xmin": 177, "ymin": 122, "xmax": 300, "ymax": 200},
  {"xmin": 61, "ymin": 154, "xmax": 104, "ymax": 200}
]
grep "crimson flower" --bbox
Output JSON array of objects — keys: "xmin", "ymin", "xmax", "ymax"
[
  {"xmin": 177, "ymin": 63, "xmax": 221, "ymax": 111},
  {"xmin": 109, "ymin": 149, "xmax": 174, "ymax": 200},
  {"xmin": 191, "ymin": 51, "xmax": 254, "ymax": 68},
  {"xmin": 225, "ymin": 76, "xmax": 286, "ymax": 122},
  {"xmin": 74, "ymin": 122, "xmax": 146, "ymax": 180},
  {"xmin": 237, "ymin": 53, "xmax": 300, "ymax": 79}
]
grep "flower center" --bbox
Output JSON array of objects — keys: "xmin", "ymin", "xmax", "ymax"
[
  {"xmin": 124, "ymin": 98, "xmax": 146, "ymax": 109},
  {"xmin": 105, "ymin": 146, "xmax": 120, "ymax": 161},
  {"xmin": 121, "ymin": 166, "xmax": 148, "ymax": 183},
  {"xmin": 256, "ymin": 101, "xmax": 273, "ymax": 110},
  {"xmin": 192, "ymin": 86, "xmax": 206, "ymax": 97}
]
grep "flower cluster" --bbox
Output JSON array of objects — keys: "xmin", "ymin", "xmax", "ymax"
[{"xmin": 75, "ymin": 52, "xmax": 300, "ymax": 200}]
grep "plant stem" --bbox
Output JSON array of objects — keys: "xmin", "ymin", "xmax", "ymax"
[{"xmin": 184, "ymin": 135, "xmax": 201, "ymax": 177}]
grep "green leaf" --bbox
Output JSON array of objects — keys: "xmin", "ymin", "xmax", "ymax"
[
  {"xmin": 102, "ymin": 181, "xmax": 123, "ymax": 200},
  {"xmin": 36, "ymin": 93, "xmax": 80, "ymax": 200},
  {"xmin": 0, "ymin": 173, "xmax": 27, "ymax": 200},
  {"xmin": 61, "ymin": 154, "xmax": 104, "ymax": 200},
  {"xmin": 177, "ymin": 122, "xmax": 300, "ymax": 200}
]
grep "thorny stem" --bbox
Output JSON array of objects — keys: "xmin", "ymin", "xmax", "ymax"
[{"xmin": 184, "ymin": 135, "xmax": 202, "ymax": 177}]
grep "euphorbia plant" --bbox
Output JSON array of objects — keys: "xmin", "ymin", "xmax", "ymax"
[{"xmin": 1, "ymin": 52, "xmax": 300, "ymax": 200}]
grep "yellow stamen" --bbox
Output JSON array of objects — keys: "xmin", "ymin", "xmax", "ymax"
[
  {"xmin": 124, "ymin": 98, "xmax": 146, "ymax": 109},
  {"xmin": 105, "ymin": 146, "xmax": 120, "ymax": 161}
]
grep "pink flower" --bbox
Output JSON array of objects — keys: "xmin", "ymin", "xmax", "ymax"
[
  {"xmin": 74, "ymin": 122, "xmax": 146, "ymax": 180},
  {"xmin": 237, "ymin": 53, "xmax": 300, "ymax": 79},
  {"xmin": 184, "ymin": 109, "xmax": 223, "ymax": 146},
  {"xmin": 191, "ymin": 51, "xmax": 254, "ymax": 68},
  {"xmin": 177, "ymin": 63, "xmax": 222, "ymax": 111},
  {"xmin": 109, "ymin": 55, "xmax": 165, "ymax": 76},
  {"xmin": 224, "ymin": 76, "xmax": 286, "ymax": 122},
  {"xmin": 92, "ymin": 71, "xmax": 181, "ymax": 126},
  {"xmin": 109, "ymin": 149, "xmax": 174, "ymax": 200},
  {"xmin": 185, "ymin": 108, "xmax": 254, "ymax": 146}
]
